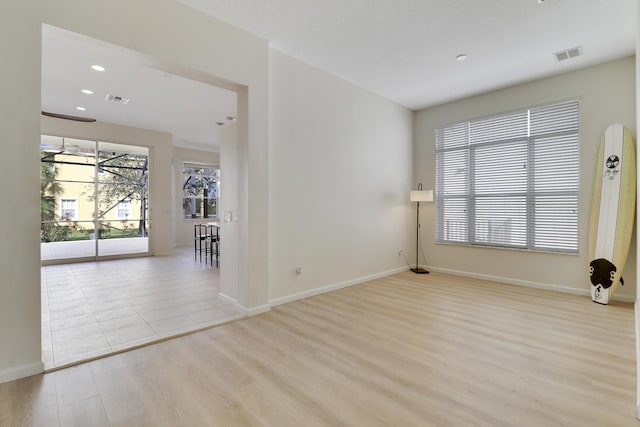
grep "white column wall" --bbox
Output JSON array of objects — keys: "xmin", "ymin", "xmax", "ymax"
[
  {"xmin": 0, "ymin": 1, "xmax": 44, "ymax": 383},
  {"xmin": 219, "ymin": 124, "xmax": 240, "ymax": 304}
]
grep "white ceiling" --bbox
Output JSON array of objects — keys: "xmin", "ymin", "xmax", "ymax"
[
  {"xmin": 42, "ymin": 1, "xmax": 636, "ymax": 151},
  {"xmin": 41, "ymin": 25, "xmax": 237, "ymax": 151},
  {"xmin": 180, "ymin": 0, "xmax": 636, "ymax": 110}
]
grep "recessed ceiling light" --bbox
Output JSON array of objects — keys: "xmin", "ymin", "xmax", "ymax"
[
  {"xmin": 76, "ymin": 106, "xmax": 86, "ymax": 111},
  {"xmin": 81, "ymin": 89, "xmax": 94, "ymax": 95},
  {"xmin": 456, "ymin": 54, "xmax": 468, "ymax": 62},
  {"xmin": 216, "ymin": 122, "xmax": 225, "ymax": 126},
  {"xmin": 226, "ymin": 116, "xmax": 237, "ymax": 121},
  {"xmin": 91, "ymin": 65, "xmax": 105, "ymax": 72}
]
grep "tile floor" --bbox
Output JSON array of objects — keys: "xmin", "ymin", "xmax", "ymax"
[{"xmin": 41, "ymin": 246, "xmax": 245, "ymax": 369}]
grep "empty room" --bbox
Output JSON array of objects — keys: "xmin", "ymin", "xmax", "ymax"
[{"xmin": 1, "ymin": 0, "xmax": 639, "ymax": 426}]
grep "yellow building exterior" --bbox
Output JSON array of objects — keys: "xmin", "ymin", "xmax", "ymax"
[{"xmin": 53, "ymin": 153, "xmax": 143, "ymax": 232}]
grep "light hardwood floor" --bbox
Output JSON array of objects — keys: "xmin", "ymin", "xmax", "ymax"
[{"xmin": 1, "ymin": 271, "xmax": 637, "ymax": 426}]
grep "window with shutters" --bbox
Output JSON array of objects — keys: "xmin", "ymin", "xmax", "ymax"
[
  {"xmin": 116, "ymin": 199, "xmax": 132, "ymax": 220},
  {"xmin": 435, "ymin": 100, "xmax": 579, "ymax": 253},
  {"xmin": 60, "ymin": 199, "xmax": 78, "ymax": 221}
]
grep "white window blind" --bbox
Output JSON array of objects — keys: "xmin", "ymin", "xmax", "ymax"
[{"xmin": 435, "ymin": 100, "xmax": 579, "ymax": 253}]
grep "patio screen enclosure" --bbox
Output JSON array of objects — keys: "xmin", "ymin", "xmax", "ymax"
[{"xmin": 40, "ymin": 135, "xmax": 150, "ymax": 262}]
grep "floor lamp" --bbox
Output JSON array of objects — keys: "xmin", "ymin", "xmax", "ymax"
[{"xmin": 410, "ymin": 184, "xmax": 433, "ymax": 274}]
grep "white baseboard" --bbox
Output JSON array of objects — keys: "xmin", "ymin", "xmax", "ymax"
[
  {"xmin": 270, "ymin": 266, "xmax": 409, "ymax": 308},
  {"xmin": 0, "ymin": 361, "xmax": 44, "ymax": 384},
  {"xmin": 218, "ymin": 293, "xmax": 238, "ymax": 306},
  {"xmin": 246, "ymin": 304, "xmax": 271, "ymax": 316},
  {"xmin": 429, "ymin": 266, "xmax": 635, "ymax": 302},
  {"xmin": 240, "ymin": 266, "xmax": 409, "ymax": 315},
  {"xmin": 218, "ymin": 292, "xmax": 271, "ymax": 317},
  {"xmin": 219, "ymin": 292, "xmax": 260, "ymax": 317}
]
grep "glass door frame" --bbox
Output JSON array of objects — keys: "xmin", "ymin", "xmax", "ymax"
[{"xmin": 40, "ymin": 136, "xmax": 153, "ymax": 265}]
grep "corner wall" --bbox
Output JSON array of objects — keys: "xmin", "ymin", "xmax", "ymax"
[
  {"xmin": 415, "ymin": 56, "xmax": 636, "ymax": 300},
  {"xmin": 268, "ymin": 50, "xmax": 414, "ymax": 304}
]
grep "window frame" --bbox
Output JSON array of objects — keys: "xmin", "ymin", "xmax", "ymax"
[
  {"xmin": 181, "ymin": 163, "xmax": 219, "ymax": 220},
  {"xmin": 116, "ymin": 199, "xmax": 132, "ymax": 220},
  {"xmin": 435, "ymin": 99, "xmax": 580, "ymax": 254},
  {"xmin": 60, "ymin": 199, "xmax": 78, "ymax": 221}
]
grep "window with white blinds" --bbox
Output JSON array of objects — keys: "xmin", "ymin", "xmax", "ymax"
[{"xmin": 435, "ymin": 100, "xmax": 579, "ymax": 253}]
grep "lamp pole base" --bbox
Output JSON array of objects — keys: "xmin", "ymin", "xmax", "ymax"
[{"xmin": 410, "ymin": 267, "xmax": 429, "ymax": 274}]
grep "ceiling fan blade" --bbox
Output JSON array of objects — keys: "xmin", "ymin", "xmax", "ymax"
[{"xmin": 41, "ymin": 111, "xmax": 96, "ymax": 122}]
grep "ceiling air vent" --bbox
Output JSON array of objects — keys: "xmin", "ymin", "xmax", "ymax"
[
  {"xmin": 105, "ymin": 94, "xmax": 130, "ymax": 104},
  {"xmin": 554, "ymin": 46, "xmax": 582, "ymax": 62}
]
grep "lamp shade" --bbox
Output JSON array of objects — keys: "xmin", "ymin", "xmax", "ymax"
[{"xmin": 410, "ymin": 189, "xmax": 433, "ymax": 202}]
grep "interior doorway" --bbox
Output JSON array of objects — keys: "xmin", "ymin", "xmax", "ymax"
[
  {"xmin": 40, "ymin": 136, "xmax": 150, "ymax": 263},
  {"xmin": 39, "ymin": 23, "xmax": 244, "ymax": 369}
]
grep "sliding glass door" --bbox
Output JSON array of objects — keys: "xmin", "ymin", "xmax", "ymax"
[
  {"xmin": 40, "ymin": 136, "xmax": 150, "ymax": 263},
  {"xmin": 96, "ymin": 142, "xmax": 149, "ymax": 257}
]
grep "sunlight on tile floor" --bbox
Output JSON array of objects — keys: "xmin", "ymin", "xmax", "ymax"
[{"xmin": 41, "ymin": 247, "xmax": 244, "ymax": 369}]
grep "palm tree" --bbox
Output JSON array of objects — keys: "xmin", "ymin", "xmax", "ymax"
[
  {"xmin": 40, "ymin": 153, "xmax": 64, "ymax": 222},
  {"xmin": 40, "ymin": 150, "xmax": 69, "ymax": 242}
]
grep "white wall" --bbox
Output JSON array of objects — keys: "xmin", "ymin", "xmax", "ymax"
[
  {"xmin": 415, "ymin": 57, "xmax": 637, "ymax": 300},
  {"xmin": 173, "ymin": 147, "xmax": 220, "ymax": 247},
  {"xmin": 0, "ymin": 2, "xmax": 43, "ymax": 383},
  {"xmin": 269, "ymin": 50, "xmax": 414, "ymax": 304},
  {"xmin": 0, "ymin": 0, "xmax": 270, "ymax": 382}
]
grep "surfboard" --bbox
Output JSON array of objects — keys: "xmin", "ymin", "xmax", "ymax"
[{"xmin": 588, "ymin": 123, "xmax": 636, "ymax": 304}]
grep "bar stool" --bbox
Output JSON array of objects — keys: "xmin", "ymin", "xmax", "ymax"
[
  {"xmin": 194, "ymin": 224, "xmax": 209, "ymax": 262},
  {"xmin": 206, "ymin": 223, "xmax": 220, "ymax": 268}
]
